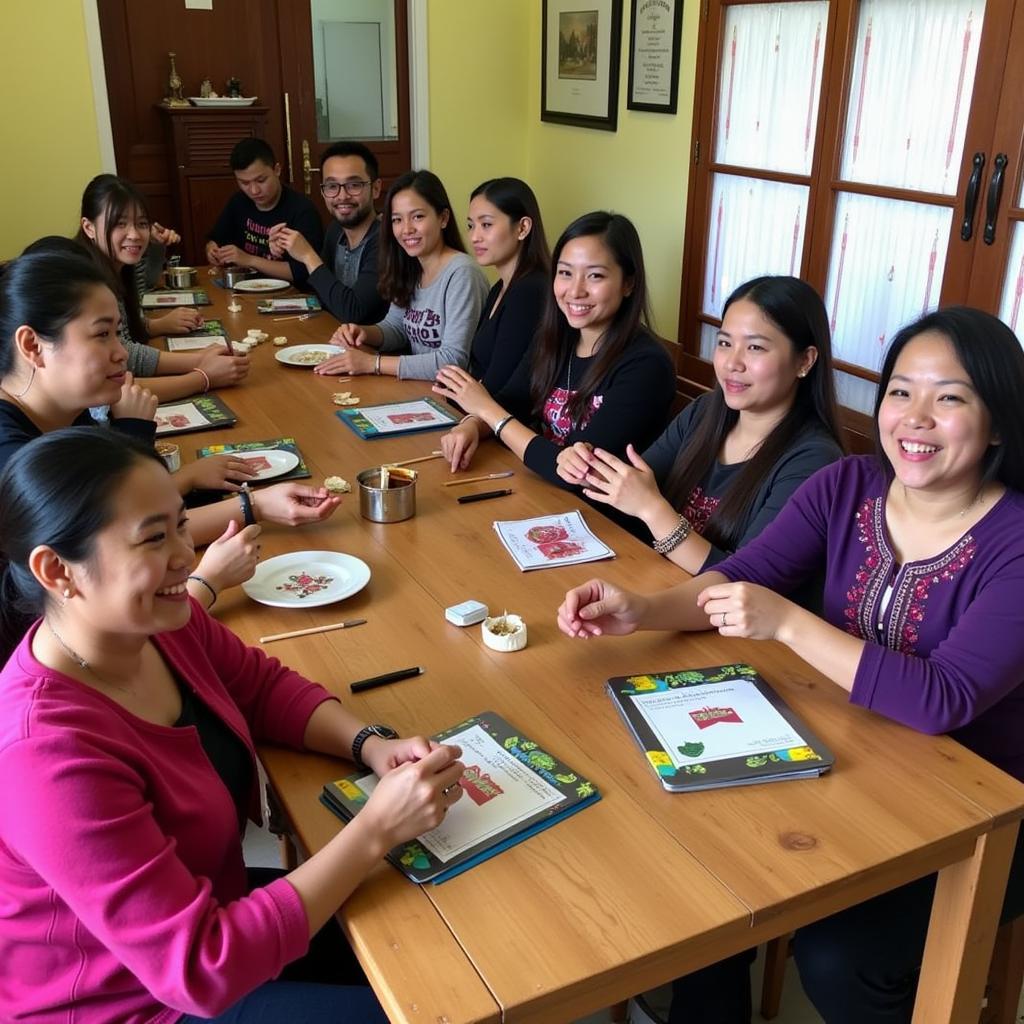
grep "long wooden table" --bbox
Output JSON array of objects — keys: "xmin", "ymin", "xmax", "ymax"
[{"xmin": 171, "ymin": 280, "xmax": 1024, "ymax": 1023}]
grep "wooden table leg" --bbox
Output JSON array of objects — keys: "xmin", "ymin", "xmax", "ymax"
[{"xmin": 913, "ymin": 822, "xmax": 1020, "ymax": 1023}]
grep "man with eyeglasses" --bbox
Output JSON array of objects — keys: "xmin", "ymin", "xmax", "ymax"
[
  {"xmin": 206, "ymin": 138, "xmax": 323, "ymax": 286},
  {"xmin": 269, "ymin": 141, "xmax": 389, "ymax": 323}
]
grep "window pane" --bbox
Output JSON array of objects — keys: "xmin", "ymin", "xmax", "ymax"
[
  {"xmin": 699, "ymin": 321, "xmax": 719, "ymax": 361},
  {"xmin": 312, "ymin": 0, "xmax": 399, "ymax": 141},
  {"xmin": 702, "ymin": 174, "xmax": 809, "ymax": 316},
  {"xmin": 997, "ymin": 222, "xmax": 1024, "ymax": 339},
  {"xmin": 840, "ymin": 0, "xmax": 985, "ymax": 195},
  {"xmin": 835, "ymin": 368, "xmax": 878, "ymax": 416},
  {"xmin": 715, "ymin": 1, "xmax": 829, "ymax": 175},
  {"xmin": 825, "ymin": 192, "xmax": 953, "ymax": 373}
]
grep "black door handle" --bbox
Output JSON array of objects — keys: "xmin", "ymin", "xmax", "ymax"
[
  {"xmin": 960, "ymin": 151, "xmax": 985, "ymax": 241},
  {"xmin": 983, "ymin": 153, "xmax": 1008, "ymax": 245}
]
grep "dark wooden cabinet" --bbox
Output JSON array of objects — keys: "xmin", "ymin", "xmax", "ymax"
[{"xmin": 158, "ymin": 105, "xmax": 268, "ymax": 265}]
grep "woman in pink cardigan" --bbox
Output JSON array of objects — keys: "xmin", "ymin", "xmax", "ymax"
[{"xmin": 0, "ymin": 428, "xmax": 465, "ymax": 1023}]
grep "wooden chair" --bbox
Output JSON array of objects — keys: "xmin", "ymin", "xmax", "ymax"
[{"xmin": 760, "ymin": 917, "xmax": 1024, "ymax": 1022}]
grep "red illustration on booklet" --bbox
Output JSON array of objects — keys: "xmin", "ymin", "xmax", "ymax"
[
  {"xmin": 458, "ymin": 765, "xmax": 505, "ymax": 806},
  {"xmin": 689, "ymin": 706, "xmax": 745, "ymax": 730}
]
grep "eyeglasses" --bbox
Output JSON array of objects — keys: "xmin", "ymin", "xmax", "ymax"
[{"xmin": 321, "ymin": 180, "xmax": 372, "ymax": 198}]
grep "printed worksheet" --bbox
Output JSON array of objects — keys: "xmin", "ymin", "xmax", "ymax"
[
  {"xmin": 355, "ymin": 724, "xmax": 566, "ymax": 863},
  {"xmin": 629, "ymin": 681, "xmax": 808, "ymax": 769},
  {"xmin": 493, "ymin": 510, "xmax": 614, "ymax": 571}
]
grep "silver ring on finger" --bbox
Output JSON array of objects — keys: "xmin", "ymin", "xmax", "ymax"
[{"xmin": 720, "ymin": 612, "xmax": 728, "ymax": 627}]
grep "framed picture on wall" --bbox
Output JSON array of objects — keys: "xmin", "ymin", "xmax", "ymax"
[
  {"xmin": 541, "ymin": 0, "xmax": 623, "ymax": 132},
  {"xmin": 627, "ymin": 0, "xmax": 683, "ymax": 114}
]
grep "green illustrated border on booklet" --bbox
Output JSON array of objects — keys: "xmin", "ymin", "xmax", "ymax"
[
  {"xmin": 154, "ymin": 394, "xmax": 238, "ymax": 437},
  {"xmin": 607, "ymin": 663, "xmax": 835, "ymax": 792},
  {"xmin": 321, "ymin": 711, "xmax": 600, "ymax": 884},
  {"xmin": 336, "ymin": 396, "xmax": 460, "ymax": 440},
  {"xmin": 195, "ymin": 436, "xmax": 310, "ymax": 483}
]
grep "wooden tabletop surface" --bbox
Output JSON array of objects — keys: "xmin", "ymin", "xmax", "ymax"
[{"xmin": 171, "ymin": 278, "xmax": 1024, "ymax": 1023}]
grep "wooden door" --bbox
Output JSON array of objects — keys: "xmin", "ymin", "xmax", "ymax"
[{"xmin": 276, "ymin": 0, "xmax": 411, "ymax": 220}]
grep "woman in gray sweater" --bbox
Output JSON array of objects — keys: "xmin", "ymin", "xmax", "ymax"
[{"xmin": 315, "ymin": 170, "xmax": 488, "ymax": 381}]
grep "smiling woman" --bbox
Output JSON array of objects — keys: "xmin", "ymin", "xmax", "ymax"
[
  {"xmin": 0, "ymin": 427, "xmax": 465, "ymax": 1024},
  {"xmin": 557, "ymin": 306, "xmax": 1024, "ymax": 1023}
]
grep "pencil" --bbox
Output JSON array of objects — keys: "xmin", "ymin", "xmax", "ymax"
[
  {"xmin": 384, "ymin": 451, "xmax": 444, "ymax": 468},
  {"xmin": 259, "ymin": 618, "xmax": 367, "ymax": 644}
]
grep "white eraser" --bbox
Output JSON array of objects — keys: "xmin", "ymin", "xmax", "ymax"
[{"xmin": 445, "ymin": 600, "xmax": 489, "ymax": 627}]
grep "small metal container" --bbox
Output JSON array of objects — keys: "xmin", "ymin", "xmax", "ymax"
[
  {"xmin": 165, "ymin": 265, "xmax": 197, "ymax": 288},
  {"xmin": 357, "ymin": 467, "xmax": 417, "ymax": 523},
  {"xmin": 224, "ymin": 265, "xmax": 253, "ymax": 289}
]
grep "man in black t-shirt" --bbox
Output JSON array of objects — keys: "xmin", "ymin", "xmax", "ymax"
[{"xmin": 205, "ymin": 138, "xmax": 323, "ymax": 286}]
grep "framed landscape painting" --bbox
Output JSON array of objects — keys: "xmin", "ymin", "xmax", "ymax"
[{"xmin": 541, "ymin": 0, "xmax": 623, "ymax": 131}]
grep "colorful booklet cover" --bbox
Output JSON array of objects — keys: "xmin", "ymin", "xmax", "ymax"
[
  {"xmin": 194, "ymin": 436, "xmax": 310, "ymax": 482},
  {"xmin": 607, "ymin": 663, "xmax": 834, "ymax": 792},
  {"xmin": 320, "ymin": 712, "xmax": 600, "ymax": 884},
  {"xmin": 493, "ymin": 510, "xmax": 615, "ymax": 571},
  {"xmin": 141, "ymin": 289, "xmax": 212, "ymax": 308},
  {"xmin": 166, "ymin": 319, "xmax": 230, "ymax": 352},
  {"xmin": 256, "ymin": 296, "xmax": 322, "ymax": 313},
  {"xmin": 154, "ymin": 394, "xmax": 237, "ymax": 436},
  {"xmin": 336, "ymin": 396, "xmax": 459, "ymax": 439}
]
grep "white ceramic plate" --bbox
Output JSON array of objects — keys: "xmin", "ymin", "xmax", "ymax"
[
  {"xmin": 275, "ymin": 344, "xmax": 337, "ymax": 367},
  {"xmin": 188, "ymin": 96, "xmax": 258, "ymax": 107},
  {"xmin": 228, "ymin": 448, "xmax": 300, "ymax": 481},
  {"xmin": 242, "ymin": 551, "xmax": 371, "ymax": 609},
  {"xmin": 233, "ymin": 278, "xmax": 290, "ymax": 293}
]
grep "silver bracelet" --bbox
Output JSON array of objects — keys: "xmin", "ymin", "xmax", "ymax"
[
  {"xmin": 493, "ymin": 414, "xmax": 514, "ymax": 441},
  {"xmin": 374, "ymin": 352, "xmax": 382, "ymax": 375},
  {"xmin": 458, "ymin": 413, "xmax": 478, "ymax": 425},
  {"xmin": 652, "ymin": 514, "xmax": 692, "ymax": 555}
]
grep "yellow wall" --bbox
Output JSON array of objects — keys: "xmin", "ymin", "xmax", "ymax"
[
  {"xmin": 429, "ymin": 0, "xmax": 700, "ymax": 340},
  {"xmin": 0, "ymin": 1, "xmax": 102, "ymax": 258}
]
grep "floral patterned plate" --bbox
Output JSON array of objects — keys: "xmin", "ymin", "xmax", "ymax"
[{"xmin": 242, "ymin": 551, "xmax": 371, "ymax": 609}]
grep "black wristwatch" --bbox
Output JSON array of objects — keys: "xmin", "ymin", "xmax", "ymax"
[{"xmin": 351, "ymin": 724, "xmax": 400, "ymax": 770}]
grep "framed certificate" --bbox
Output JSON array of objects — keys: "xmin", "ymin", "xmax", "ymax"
[{"xmin": 627, "ymin": 0, "xmax": 683, "ymax": 114}]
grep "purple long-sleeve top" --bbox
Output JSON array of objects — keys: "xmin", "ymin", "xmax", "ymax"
[{"xmin": 715, "ymin": 455, "xmax": 1024, "ymax": 782}]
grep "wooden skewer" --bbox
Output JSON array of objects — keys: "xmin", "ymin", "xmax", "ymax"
[
  {"xmin": 260, "ymin": 618, "xmax": 367, "ymax": 644},
  {"xmin": 441, "ymin": 471, "xmax": 515, "ymax": 488},
  {"xmin": 384, "ymin": 451, "xmax": 444, "ymax": 468}
]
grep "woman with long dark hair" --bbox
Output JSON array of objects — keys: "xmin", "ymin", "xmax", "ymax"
[
  {"xmin": 464, "ymin": 177, "xmax": 549, "ymax": 396},
  {"xmin": 575, "ymin": 276, "xmax": 843, "ymax": 572},
  {"xmin": 0, "ymin": 428, "xmax": 463, "ymax": 1023},
  {"xmin": 0, "ymin": 251, "xmax": 340, "ymax": 616},
  {"xmin": 559, "ymin": 307, "xmax": 1024, "ymax": 1023},
  {"xmin": 315, "ymin": 169, "xmax": 489, "ymax": 380},
  {"xmin": 75, "ymin": 174, "xmax": 250, "ymax": 402},
  {"xmin": 433, "ymin": 211, "xmax": 674, "ymax": 486}
]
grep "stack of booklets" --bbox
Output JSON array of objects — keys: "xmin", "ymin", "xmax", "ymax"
[
  {"xmin": 336, "ymin": 396, "xmax": 459, "ymax": 439},
  {"xmin": 154, "ymin": 395, "xmax": 237, "ymax": 436},
  {"xmin": 493, "ymin": 510, "xmax": 615, "ymax": 571},
  {"xmin": 607, "ymin": 663, "xmax": 834, "ymax": 791},
  {"xmin": 141, "ymin": 290, "xmax": 211, "ymax": 307},
  {"xmin": 321, "ymin": 712, "xmax": 600, "ymax": 883},
  {"xmin": 256, "ymin": 296, "xmax": 322, "ymax": 314}
]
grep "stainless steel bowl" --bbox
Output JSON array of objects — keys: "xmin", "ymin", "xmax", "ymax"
[
  {"xmin": 224, "ymin": 265, "xmax": 253, "ymax": 289},
  {"xmin": 165, "ymin": 265, "xmax": 197, "ymax": 288},
  {"xmin": 357, "ymin": 467, "xmax": 417, "ymax": 523}
]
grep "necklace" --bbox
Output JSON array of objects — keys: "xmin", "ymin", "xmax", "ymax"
[
  {"xmin": 565, "ymin": 352, "xmax": 574, "ymax": 392},
  {"xmin": 46, "ymin": 621, "xmax": 136, "ymax": 697},
  {"xmin": 0, "ymin": 367, "xmax": 34, "ymax": 401}
]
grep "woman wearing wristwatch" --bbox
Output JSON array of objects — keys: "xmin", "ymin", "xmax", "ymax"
[
  {"xmin": 0, "ymin": 427, "xmax": 463, "ymax": 1024},
  {"xmin": 0, "ymin": 250, "xmax": 341, "ymax": 615}
]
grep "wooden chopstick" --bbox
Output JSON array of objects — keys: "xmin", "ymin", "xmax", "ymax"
[
  {"xmin": 259, "ymin": 618, "xmax": 367, "ymax": 644},
  {"xmin": 441, "ymin": 471, "xmax": 515, "ymax": 487},
  {"xmin": 384, "ymin": 451, "xmax": 444, "ymax": 468}
]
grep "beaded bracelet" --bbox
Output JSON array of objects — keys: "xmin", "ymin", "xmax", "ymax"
[
  {"xmin": 187, "ymin": 574, "xmax": 218, "ymax": 608},
  {"xmin": 194, "ymin": 367, "xmax": 211, "ymax": 393},
  {"xmin": 493, "ymin": 414, "xmax": 514, "ymax": 441},
  {"xmin": 652, "ymin": 514, "xmax": 693, "ymax": 555}
]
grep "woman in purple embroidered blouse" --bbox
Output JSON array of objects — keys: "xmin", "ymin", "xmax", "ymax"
[{"xmin": 558, "ymin": 307, "xmax": 1024, "ymax": 1023}]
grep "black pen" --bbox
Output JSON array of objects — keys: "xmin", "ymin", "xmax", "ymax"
[
  {"xmin": 349, "ymin": 666, "xmax": 423, "ymax": 693},
  {"xmin": 457, "ymin": 488, "xmax": 513, "ymax": 505}
]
